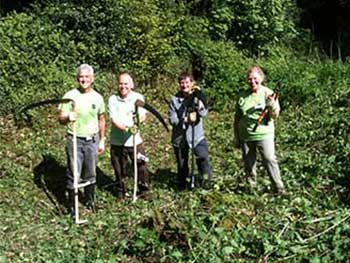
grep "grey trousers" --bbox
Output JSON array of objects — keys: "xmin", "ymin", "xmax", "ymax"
[
  {"xmin": 242, "ymin": 138, "xmax": 285, "ymax": 191},
  {"xmin": 174, "ymin": 138, "xmax": 212, "ymax": 189},
  {"xmin": 65, "ymin": 134, "xmax": 99, "ymax": 190}
]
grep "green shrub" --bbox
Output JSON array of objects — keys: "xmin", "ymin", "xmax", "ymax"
[{"xmin": 0, "ymin": 13, "xmax": 79, "ymax": 115}]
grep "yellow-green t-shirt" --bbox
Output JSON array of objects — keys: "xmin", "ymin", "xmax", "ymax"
[
  {"xmin": 235, "ymin": 86, "xmax": 276, "ymax": 141},
  {"xmin": 59, "ymin": 88, "xmax": 105, "ymax": 137}
]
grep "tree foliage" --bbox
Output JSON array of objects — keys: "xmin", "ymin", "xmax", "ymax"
[
  {"xmin": 0, "ymin": 0, "xmax": 300, "ymax": 115},
  {"xmin": 0, "ymin": 12, "xmax": 78, "ymax": 114}
]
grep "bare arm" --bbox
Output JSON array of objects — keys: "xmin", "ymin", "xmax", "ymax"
[
  {"xmin": 99, "ymin": 114, "xmax": 106, "ymax": 139},
  {"xmin": 268, "ymin": 96, "xmax": 280, "ymax": 119}
]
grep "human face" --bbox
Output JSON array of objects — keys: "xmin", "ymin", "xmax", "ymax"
[
  {"xmin": 78, "ymin": 69, "xmax": 94, "ymax": 91},
  {"xmin": 118, "ymin": 74, "xmax": 133, "ymax": 98},
  {"xmin": 247, "ymin": 71, "xmax": 263, "ymax": 93},
  {"xmin": 179, "ymin": 77, "xmax": 193, "ymax": 96}
]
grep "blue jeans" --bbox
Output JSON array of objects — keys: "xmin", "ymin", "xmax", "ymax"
[
  {"xmin": 65, "ymin": 134, "xmax": 99, "ymax": 190},
  {"xmin": 242, "ymin": 138, "xmax": 284, "ymax": 191},
  {"xmin": 174, "ymin": 138, "xmax": 212, "ymax": 189}
]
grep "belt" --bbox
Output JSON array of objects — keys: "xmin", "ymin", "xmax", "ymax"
[{"xmin": 68, "ymin": 133, "xmax": 97, "ymax": 141}]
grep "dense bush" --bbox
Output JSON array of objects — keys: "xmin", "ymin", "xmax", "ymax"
[
  {"xmin": 187, "ymin": 0, "xmax": 298, "ymax": 55},
  {"xmin": 0, "ymin": 0, "xmax": 300, "ymax": 116},
  {"xmin": 0, "ymin": 13, "xmax": 79, "ymax": 115},
  {"xmin": 31, "ymin": 0, "xmax": 187, "ymax": 82}
]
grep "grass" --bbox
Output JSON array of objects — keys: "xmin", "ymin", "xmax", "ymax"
[{"xmin": 1, "ymin": 78, "xmax": 350, "ymax": 262}]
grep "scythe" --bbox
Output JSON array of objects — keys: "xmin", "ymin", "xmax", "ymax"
[
  {"xmin": 17, "ymin": 98, "xmax": 90, "ymax": 224},
  {"xmin": 131, "ymin": 99, "xmax": 169, "ymax": 202}
]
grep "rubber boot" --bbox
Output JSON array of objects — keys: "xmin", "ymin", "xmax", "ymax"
[
  {"xmin": 67, "ymin": 189, "xmax": 75, "ymax": 218},
  {"xmin": 85, "ymin": 184, "xmax": 96, "ymax": 213}
]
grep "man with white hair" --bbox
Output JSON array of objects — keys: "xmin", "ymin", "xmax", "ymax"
[{"xmin": 58, "ymin": 64, "xmax": 106, "ymax": 216}]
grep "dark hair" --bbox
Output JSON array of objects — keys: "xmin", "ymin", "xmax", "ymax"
[{"xmin": 178, "ymin": 72, "xmax": 194, "ymax": 83}]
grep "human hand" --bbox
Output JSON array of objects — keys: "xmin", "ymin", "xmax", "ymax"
[
  {"xmin": 68, "ymin": 111, "xmax": 77, "ymax": 122},
  {"xmin": 189, "ymin": 111, "xmax": 197, "ymax": 123},
  {"xmin": 266, "ymin": 96, "xmax": 278, "ymax": 111},
  {"xmin": 98, "ymin": 137, "xmax": 106, "ymax": 154},
  {"xmin": 126, "ymin": 125, "xmax": 138, "ymax": 134}
]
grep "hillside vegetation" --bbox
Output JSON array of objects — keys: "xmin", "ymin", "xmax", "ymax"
[{"xmin": 1, "ymin": 1, "xmax": 350, "ymax": 262}]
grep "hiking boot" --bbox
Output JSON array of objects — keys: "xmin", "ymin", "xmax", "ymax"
[{"xmin": 85, "ymin": 184, "xmax": 96, "ymax": 213}]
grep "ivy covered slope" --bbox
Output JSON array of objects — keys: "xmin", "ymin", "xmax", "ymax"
[
  {"xmin": 1, "ymin": 58, "xmax": 350, "ymax": 262},
  {"xmin": 1, "ymin": 0, "xmax": 350, "ymax": 262}
]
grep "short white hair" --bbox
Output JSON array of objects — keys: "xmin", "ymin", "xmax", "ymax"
[{"xmin": 77, "ymin": 64, "xmax": 94, "ymax": 76}]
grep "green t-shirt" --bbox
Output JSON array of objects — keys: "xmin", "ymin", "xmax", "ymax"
[
  {"xmin": 59, "ymin": 88, "xmax": 105, "ymax": 137},
  {"xmin": 235, "ymin": 86, "xmax": 276, "ymax": 141},
  {"xmin": 108, "ymin": 91, "xmax": 146, "ymax": 147}
]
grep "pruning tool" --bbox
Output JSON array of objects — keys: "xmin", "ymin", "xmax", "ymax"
[{"xmin": 252, "ymin": 82, "xmax": 281, "ymax": 132}]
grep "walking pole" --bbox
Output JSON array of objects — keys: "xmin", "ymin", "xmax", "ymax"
[
  {"xmin": 132, "ymin": 104, "xmax": 140, "ymax": 202},
  {"xmin": 189, "ymin": 95, "xmax": 199, "ymax": 190},
  {"xmin": 190, "ymin": 120, "xmax": 195, "ymax": 190}
]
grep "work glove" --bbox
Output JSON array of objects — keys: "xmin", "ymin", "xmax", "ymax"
[
  {"xmin": 126, "ymin": 125, "xmax": 138, "ymax": 135},
  {"xmin": 137, "ymin": 152, "xmax": 149, "ymax": 162},
  {"xmin": 98, "ymin": 137, "xmax": 105, "ymax": 154},
  {"xmin": 68, "ymin": 111, "xmax": 77, "ymax": 122},
  {"xmin": 188, "ymin": 111, "xmax": 197, "ymax": 123}
]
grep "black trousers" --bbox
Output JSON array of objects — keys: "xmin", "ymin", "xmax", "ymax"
[{"xmin": 110, "ymin": 144, "xmax": 149, "ymax": 196}]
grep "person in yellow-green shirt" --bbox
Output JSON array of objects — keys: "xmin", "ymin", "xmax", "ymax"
[
  {"xmin": 234, "ymin": 66, "xmax": 285, "ymax": 194},
  {"xmin": 58, "ymin": 64, "xmax": 106, "ymax": 215}
]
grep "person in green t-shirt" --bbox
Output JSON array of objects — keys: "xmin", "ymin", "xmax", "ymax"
[
  {"xmin": 58, "ymin": 64, "xmax": 106, "ymax": 216},
  {"xmin": 234, "ymin": 66, "xmax": 285, "ymax": 194},
  {"xmin": 108, "ymin": 72, "xmax": 149, "ymax": 200}
]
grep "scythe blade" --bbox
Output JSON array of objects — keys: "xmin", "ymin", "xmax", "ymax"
[{"xmin": 135, "ymin": 99, "xmax": 169, "ymax": 132}]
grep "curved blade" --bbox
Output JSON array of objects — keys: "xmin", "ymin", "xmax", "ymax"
[
  {"xmin": 16, "ymin": 98, "xmax": 74, "ymax": 127},
  {"xmin": 135, "ymin": 99, "xmax": 169, "ymax": 132}
]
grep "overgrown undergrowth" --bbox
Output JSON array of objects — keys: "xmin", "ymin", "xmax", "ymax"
[{"xmin": 1, "ymin": 58, "xmax": 350, "ymax": 262}]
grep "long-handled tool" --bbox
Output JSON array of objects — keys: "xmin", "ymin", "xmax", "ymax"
[
  {"xmin": 131, "ymin": 99, "xmax": 169, "ymax": 201},
  {"xmin": 189, "ymin": 96, "xmax": 199, "ymax": 190},
  {"xmin": 190, "ymin": 119, "xmax": 196, "ymax": 189},
  {"xmin": 132, "ymin": 104, "xmax": 140, "ymax": 203},
  {"xmin": 72, "ymin": 120, "xmax": 94, "ymax": 224},
  {"xmin": 16, "ymin": 98, "xmax": 92, "ymax": 223},
  {"xmin": 71, "ymin": 106, "xmax": 94, "ymax": 224}
]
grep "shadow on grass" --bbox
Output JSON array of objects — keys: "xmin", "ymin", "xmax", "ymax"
[
  {"xmin": 33, "ymin": 154, "xmax": 68, "ymax": 214},
  {"xmin": 33, "ymin": 154, "xmax": 116, "ymax": 214},
  {"xmin": 150, "ymin": 168, "xmax": 178, "ymax": 191},
  {"xmin": 96, "ymin": 166, "xmax": 115, "ymax": 195}
]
